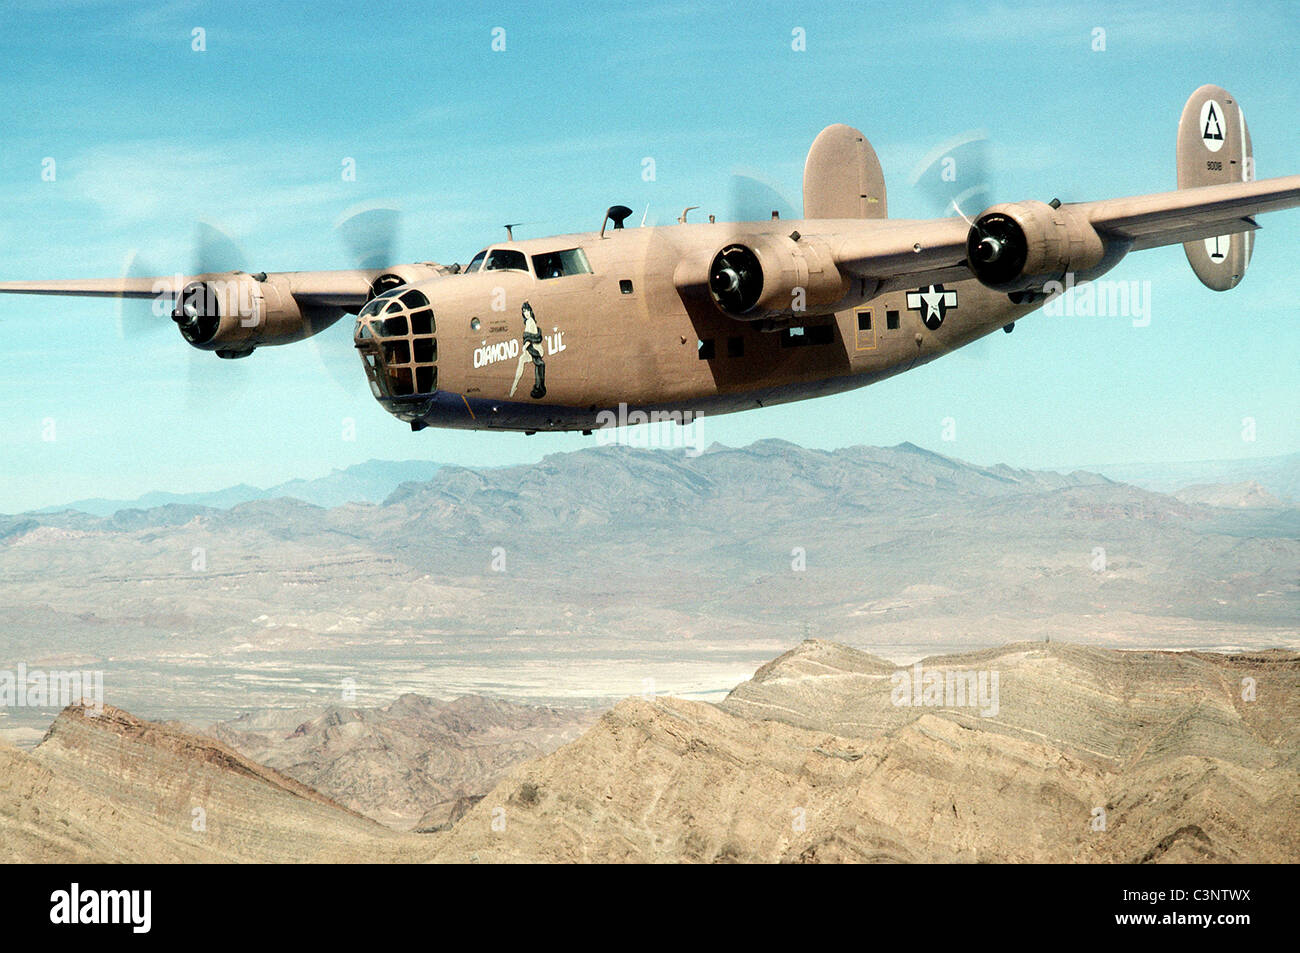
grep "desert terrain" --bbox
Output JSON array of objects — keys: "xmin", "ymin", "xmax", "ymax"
[
  {"xmin": 3, "ymin": 639, "xmax": 1295, "ymax": 863},
  {"xmin": 1, "ymin": 441, "xmax": 1295, "ymax": 861},
  {"xmin": 1, "ymin": 441, "xmax": 1295, "ymax": 744}
]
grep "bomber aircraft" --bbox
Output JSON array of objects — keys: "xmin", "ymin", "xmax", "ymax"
[{"xmin": 2, "ymin": 85, "xmax": 1296, "ymax": 435}]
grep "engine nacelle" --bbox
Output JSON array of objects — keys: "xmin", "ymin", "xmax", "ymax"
[
  {"xmin": 364, "ymin": 263, "xmax": 453, "ymax": 300},
  {"xmin": 676, "ymin": 234, "xmax": 848, "ymax": 320},
  {"xmin": 173, "ymin": 273, "xmax": 321, "ymax": 356},
  {"xmin": 966, "ymin": 201, "xmax": 1106, "ymax": 294}
]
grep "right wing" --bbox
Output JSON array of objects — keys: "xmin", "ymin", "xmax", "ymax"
[
  {"xmin": 0, "ymin": 267, "xmax": 456, "ymax": 353},
  {"xmin": 0, "ymin": 277, "xmax": 178, "ymax": 299},
  {"xmin": 0, "ymin": 269, "xmax": 386, "ymax": 307}
]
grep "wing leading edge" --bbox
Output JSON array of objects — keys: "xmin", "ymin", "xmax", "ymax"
[
  {"xmin": 826, "ymin": 174, "xmax": 1300, "ymax": 291},
  {"xmin": 0, "ymin": 269, "xmax": 388, "ymax": 307}
]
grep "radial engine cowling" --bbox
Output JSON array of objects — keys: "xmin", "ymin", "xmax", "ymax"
[
  {"xmin": 966, "ymin": 201, "xmax": 1106, "ymax": 294},
  {"xmin": 676, "ymin": 234, "xmax": 848, "ymax": 320},
  {"xmin": 173, "ymin": 273, "xmax": 318, "ymax": 356}
]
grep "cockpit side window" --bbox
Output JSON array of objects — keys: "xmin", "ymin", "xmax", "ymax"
[
  {"xmin": 465, "ymin": 250, "xmax": 487, "ymax": 273},
  {"xmin": 532, "ymin": 248, "xmax": 592, "ymax": 280},
  {"xmin": 484, "ymin": 249, "xmax": 529, "ymax": 273}
]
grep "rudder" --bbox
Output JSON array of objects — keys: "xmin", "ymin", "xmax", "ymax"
[
  {"xmin": 803, "ymin": 124, "xmax": 887, "ymax": 219},
  {"xmin": 1178, "ymin": 85, "xmax": 1255, "ymax": 290}
]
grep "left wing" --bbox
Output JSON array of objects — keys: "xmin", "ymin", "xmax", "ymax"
[
  {"xmin": 1079, "ymin": 175, "xmax": 1300, "ymax": 251},
  {"xmin": 826, "ymin": 174, "xmax": 1300, "ymax": 293}
]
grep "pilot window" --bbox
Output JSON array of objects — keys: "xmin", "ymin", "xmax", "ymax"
[
  {"xmin": 465, "ymin": 250, "xmax": 487, "ymax": 273},
  {"xmin": 484, "ymin": 249, "xmax": 529, "ymax": 272},
  {"xmin": 532, "ymin": 248, "xmax": 592, "ymax": 280}
]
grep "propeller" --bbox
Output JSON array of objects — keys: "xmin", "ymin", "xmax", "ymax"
[
  {"xmin": 114, "ymin": 247, "xmax": 168, "ymax": 341},
  {"xmin": 590, "ymin": 166, "xmax": 799, "ymax": 438},
  {"xmin": 727, "ymin": 170, "xmax": 800, "ymax": 223},
  {"xmin": 194, "ymin": 220, "xmax": 247, "ymax": 275},
  {"xmin": 652, "ymin": 169, "xmax": 802, "ymax": 324},
  {"xmin": 115, "ymin": 222, "xmax": 252, "ymax": 408},
  {"xmin": 708, "ymin": 244, "xmax": 763, "ymax": 314},
  {"xmin": 335, "ymin": 205, "xmax": 401, "ymax": 271},
  {"xmin": 906, "ymin": 130, "xmax": 1012, "ymax": 360},
  {"xmin": 309, "ymin": 204, "xmax": 406, "ymax": 397},
  {"xmin": 185, "ymin": 223, "xmax": 252, "ymax": 408},
  {"xmin": 907, "ymin": 129, "xmax": 994, "ymax": 223}
]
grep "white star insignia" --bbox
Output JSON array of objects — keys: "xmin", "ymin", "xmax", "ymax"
[{"xmin": 906, "ymin": 284, "xmax": 958, "ymax": 328}]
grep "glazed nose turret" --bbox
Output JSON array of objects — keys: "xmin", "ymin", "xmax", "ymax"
[{"xmin": 354, "ymin": 287, "xmax": 438, "ymax": 401}]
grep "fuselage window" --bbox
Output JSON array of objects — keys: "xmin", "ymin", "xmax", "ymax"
[
  {"xmin": 532, "ymin": 248, "xmax": 592, "ymax": 279},
  {"xmin": 484, "ymin": 249, "xmax": 529, "ymax": 272},
  {"xmin": 780, "ymin": 324, "xmax": 835, "ymax": 348}
]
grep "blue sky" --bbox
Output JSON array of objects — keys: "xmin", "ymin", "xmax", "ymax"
[{"xmin": 1, "ymin": 0, "xmax": 1297, "ymax": 511}]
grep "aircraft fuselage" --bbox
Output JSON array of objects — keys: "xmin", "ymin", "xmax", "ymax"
[{"xmin": 355, "ymin": 221, "xmax": 1045, "ymax": 433}]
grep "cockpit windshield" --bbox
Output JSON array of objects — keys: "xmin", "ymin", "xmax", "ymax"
[
  {"xmin": 465, "ymin": 249, "xmax": 487, "ymax": 273},
  {"xmin": 484, "ymin": 248, "xmax": 529, "ymax": 272}
]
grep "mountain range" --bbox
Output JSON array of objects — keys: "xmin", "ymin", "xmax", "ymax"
[
  {"xmin": 29, "ymin": 458, "xmax": 446, "ymax": 516},
  {"xmin": 18, "ymin": 447, "xmax": 1298, "ymax": 518},
  {"xmin": 5, "ymin": 639, "xmax": 1296, "ymax": 863},
  {"xmin": 1, "ymin": 439, "xmax": 1295, "ymax": 747},
  {"xmin": 1059, "ymin": 452, "xmax": 1300, "ymax": 503}
]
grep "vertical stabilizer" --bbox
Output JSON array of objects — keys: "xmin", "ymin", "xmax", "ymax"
[
  {"xmin": 803, "ymin": 124, "xmax": 887, "ymax": 219},
  {"xmin": 1178, "ymin": 85, "xmax": 1254, "ymax": 290}
]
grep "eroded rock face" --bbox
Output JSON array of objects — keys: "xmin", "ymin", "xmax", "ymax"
[
  {"xmin": 207, "ymin": 694, "xmax": 600, "ymax": 830},
  {"xmin": 4, "ymin": 641, "xmax": 1297, "ymax": 864},
  {"xmin": 8, "ymin": 704, "xmax": 422, "ymax": 863},
  {"xmin": 429, "ymin": 642, "xmax": 1300, "ymax": 864}
]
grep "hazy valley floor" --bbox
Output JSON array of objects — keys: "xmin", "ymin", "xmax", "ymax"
[
  {"xmin": 2, "ymin": 442, "xmax": 1296, "ymax": 861},
  {"xmin": 2, "ymin": 441, "xmax": 1296, "ymax": 746}
]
